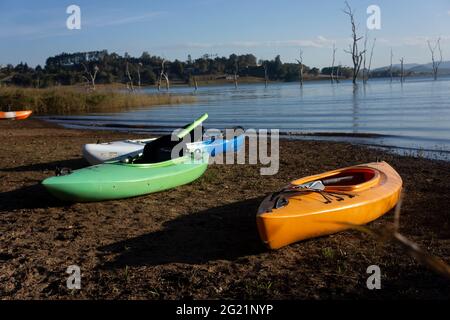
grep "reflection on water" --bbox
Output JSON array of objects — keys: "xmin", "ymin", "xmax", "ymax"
[
  {"xmin": 352, "ymin": 84, "xmax": 359, "ymax": 134},
  {"xmin": 40, "ymin": 77, "xmax": 450, "ymax": 160}
]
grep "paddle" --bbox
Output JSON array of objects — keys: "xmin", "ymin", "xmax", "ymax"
[{"xmin": 175, "ymin": 113, "xmax": 208, "ymax": 139}]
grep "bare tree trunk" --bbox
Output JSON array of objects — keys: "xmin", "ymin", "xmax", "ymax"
[
  {"xmin": 343, "ymin": 1, "xmax": 366, "ymax": 85},
  {"xmin": 158, "ymin": 59, "xmax": 164, "ymax": 91},
  {"xmin": 336, "ymin": 63, "xmax": 341, "ymax": 83},
  {"xmin": 362, "ymin": 31, "xmax": 368, "ymax": 84},
  {"xmin": 163, "ymin": 73, "xmax": 170, "ymax": 91},
  {"xmin": 263, "ymin": 63, "xmax": 268, "ymax": 88},
  {"xmin": 331, "ymin": 43, "xmax": 337, "ymax": 83},
  {"xmin": 137, "ymin": 63, "xmax": 142, "ymax": 89},
  {"xmin": 296, "ymin": 49, "xmax": 304, "ymax": 87},
  {"xmin": 399, "ymin": 57, "xmax": 405, "ymax": 83},
  {"xmin": 428, "ymin": 38, "xmax": 442, "ymax": 80},
  {"xmin": 125, "ymin": 62, "xmax": 134, "ymax": 92},
  {"xmin": 234, "ymin": 60, "xmax": 239, "ymax": 89},
  {"xmin": 81, "ymin": 63, "xmax": 98, "ymax": 91},
  {"xmin": 158, "ymin": 59, "xmax": 169, "ymax": 91},
  {"xmin": 366, "ymin": 38, "xmax": 376, "ymax": 82},
  {"xmin": 92, "ymin": 66, "xmax": 98, "ymax": 90},
  {"xmin": 389, "ymin": 48, "xmax": 394, "ymax": 83},
  {"xmin": 82, "ymin": 75, "xmax": 91, "ymax": 91}
]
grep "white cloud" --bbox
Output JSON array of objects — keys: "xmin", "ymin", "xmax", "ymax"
[
  {"xmin": 387, "ymin": 36, "xmax": 450, "ymax": 47},
  {"xmin": 160, "ymin": 36, "xmax": 340, "ymax": 50},
  {"xmin": 87, "ymin": 12, "xmax": 164, "ymax": 28},
  {"xmin": 361, "ymin": 36, "xmax": 450, "ymax": 48},
  {"xmin": 0, "ymin": 21, "xmax": 63, "ymax": 39},
  {"xmin": 0, "ymin": 10, "xmax": 164, "ymax": 39}
]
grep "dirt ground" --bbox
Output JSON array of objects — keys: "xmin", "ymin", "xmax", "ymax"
[{"xmin": 0, "ymin": 119, "xmax": 449, "ymax": 299}]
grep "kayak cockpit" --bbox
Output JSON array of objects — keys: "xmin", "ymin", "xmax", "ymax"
[{"xmin": 292, "ymin": 167, "xmax": 380, "ymax": 192}]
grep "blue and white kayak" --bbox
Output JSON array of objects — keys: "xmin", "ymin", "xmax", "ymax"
[
  {"xmin": 83, "ymin": 133, "xmax": 244, "ymax": 165},
  {"xmin": 187, "ymin": 132, "xmax": 245, "ymax": 157}
]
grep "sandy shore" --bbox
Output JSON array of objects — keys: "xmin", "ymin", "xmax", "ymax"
[{"xmin": 0, "ymin": 119, "xmax": 449, "ymax": 299}]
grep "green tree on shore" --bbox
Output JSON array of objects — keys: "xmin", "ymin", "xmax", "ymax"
[{"xmin": 1, "ymin": 50, "xmax": 353, "ymax": 88}]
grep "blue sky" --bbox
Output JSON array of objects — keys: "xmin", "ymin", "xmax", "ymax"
[{"xmin": 1, "ymin": 0, "xmax": 449, "ymax": 68}]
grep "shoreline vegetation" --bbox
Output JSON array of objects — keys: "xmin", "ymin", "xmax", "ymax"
[
  {"xmin": 0, "ymin": 119, "xmax": 448, "ymax": 299},
  {"xmin": 1, "ymin": 49, "xmax": 447, "ymax": 115},
  {"xmin": 0, "ymin": 75, "xmax": 331, "ymax": 115},
  {"xmin": 1, "ymin": 49, "xmax": 447, "ymax": 91},
  {"xmin": 0, "ymin": 85, "xmax": 196, "ymax": 115},
  {"xmin": 0, "ymin": 51, "xmax": 345, "ymax": 90}
]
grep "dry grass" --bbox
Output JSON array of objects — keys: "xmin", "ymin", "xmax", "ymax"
[{"xmin": 0, "ymin": 85, "xmax": 196, "ymax": 115}]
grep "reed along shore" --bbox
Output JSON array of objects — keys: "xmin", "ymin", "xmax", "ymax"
[{"xmin": 0, "ymin": 85, "xmax": 196, "ymax": 115}]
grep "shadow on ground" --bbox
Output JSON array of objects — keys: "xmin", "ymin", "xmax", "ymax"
[
  {"xmin": 0, "ymin": 158, "xmax": 88, "ymax": 172},
  {"xmin": 99, "ymin": 197, "xmax": 267, "ymax": 267},
  {"xmin": 0, "ymin": 183, "xmax": 68, "ymax": 211}
]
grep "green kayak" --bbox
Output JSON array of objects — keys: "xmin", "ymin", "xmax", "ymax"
[
  {"xmin": 42, "ymin": 113, "xmax": 209, "ymax": 202},
  {"xmin": 42, "ymin": 153, "xmax": 208, "ymax": 202}
]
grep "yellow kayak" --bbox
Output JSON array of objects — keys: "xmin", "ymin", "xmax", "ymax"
[{"xmin": 257, "ymin": 161, "xmax": 402, "ymax": 249}]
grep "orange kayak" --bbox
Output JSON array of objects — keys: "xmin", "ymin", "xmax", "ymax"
[
  {"xmin": 257, "ymin": 161, "xmax": 402, "ymax": 249},
  {"xmin": 0, "ymin": 110, "xmax": 32, "ymax": 120}
]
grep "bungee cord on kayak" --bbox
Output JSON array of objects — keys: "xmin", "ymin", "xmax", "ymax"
[{"xmin": 270, "ymin": 187, "xmax": 356, "ymax": 209}]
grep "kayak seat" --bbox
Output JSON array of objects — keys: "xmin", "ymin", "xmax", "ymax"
[
  {"xmin": 136, "ymin": 125, "xmax": 205, "ymax": 164},
  {"xmin": 322, "ymin": 169, "xmax": 376, "ymax": 186},
  {"xmin": 138, "ymin": 135, "xmax": 183, "ymax": 163}
]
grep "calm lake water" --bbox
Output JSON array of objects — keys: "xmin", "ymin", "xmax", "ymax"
[{"xmin": 41, "ymin": 77, "xmax": 450, "ymax": 160}]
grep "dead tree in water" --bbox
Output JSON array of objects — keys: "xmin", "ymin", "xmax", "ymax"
[
  {"xmin": 81, "ymin": 63, "xmax": 99, "ymax": 91},
  {"xmin": 362, "ymin": 33, "xmax": 376, "ymax": 84},
  {"xmin": 427, "ymin": 38, "xmax": 443, "ymax": 80},
  {"xmin": 343, "ymin": 1, "xmax": 365, "ymax": 84},
  {"xmin": 163, "ymin": 73, "xmax": 169, "ymax": 91},
  {"xmin": 331, "ymin": 43, "xmax": 337, "ymax": 83},
  {"xmin": 263, "ymin": 63, "xmax": 268, "ymax": 88},
  {"xmin": 125, "ymin": 62, "xmax": 134, "ymax": 91},
  {"xmin": 366, "ymin": 38, "xmax": 376, "ymax": 83},
  {"xmin": 234, "ymin": 58, "xmax": 239, "ymax": 89},
  {"xmin": 189, "ymin": 70, "xmax": 198, "ymax": 91},
  {"xmin": 336, "ymin": 62, "xmax": 341, "ymax": 83},
  {"xmin": 296, "ymin": 49, "xmax": 304, "ymax": 87},
  {"xmin": 136, "ymin": 63, "xmax": 142, "ymax": 89},
  {"xmin": 399, "ymin": 57, "xmax": 405, "ymax": 83},
  {"xmin": 193, "ymin": 75, "xmax": 198, "ymax": 91},
  {"xmin": 157, "ymin": 72, "xmax": 161, "ymax": 91},
  {"xmin": 158, "ymin": 59, "xmax": 170, "ymax": 91},
  {"xmin": 389, "ymin": 48, "xmax": 394, "ymax": 83},
  {"xmin": 362, "ymin": 31, "xmax": 368, "ymax": 83}
]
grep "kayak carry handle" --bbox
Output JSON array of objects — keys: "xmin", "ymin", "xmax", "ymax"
[{"xmin": 176, "ymin": 113, "xmax": 208, "ymax": 139}]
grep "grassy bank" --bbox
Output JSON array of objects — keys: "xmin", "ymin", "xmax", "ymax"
[{"xmin": 0, "ymin": 85, "xmax": 196, "ymax": 115}]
